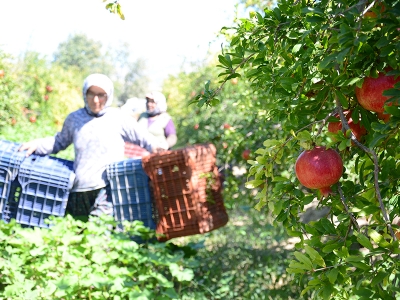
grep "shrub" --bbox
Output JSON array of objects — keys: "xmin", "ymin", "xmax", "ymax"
[{"xmin": 0, "ymin": 216, "xmax": 204, "ymax": 299}]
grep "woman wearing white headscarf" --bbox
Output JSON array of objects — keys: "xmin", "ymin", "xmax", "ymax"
[
  {"xmin": 124, "ymin": 91, "xmax": 177, "ymax": 158},
  {"xmin": 139, "ymin": 91, "xmax": 177, "ymax": 149},
  {"xmin": 19, "ymin": 73, "xmax": 161, "ymax": 217}
]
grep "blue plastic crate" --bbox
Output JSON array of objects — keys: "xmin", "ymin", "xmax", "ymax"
[
  {"xmin": 106, "ymin": 159, "xmax": 156, "ymax": 230},
  {"xmin": 0, "ymin": 140, "xmax": 26, "ymax": 221},
  {"xmin": 6, "ymin": 155, "xmax": 75, "ymax": 228},
  {"xmin": 18, "ymin": 155, "xmax": 75, "ymax": 189}
]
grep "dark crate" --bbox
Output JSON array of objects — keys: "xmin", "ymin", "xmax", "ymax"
[
  {"xmin": 106, "ymin": 158, "xmax": 156, "ymax": 230},
  {"xmin": 142, "ymin": 143, "xmax": 229, "ymax": 241},
  {"xmin": 4, "ymin": 155, "xmax": 75, "ymax": 228},
  {"xmin": 0, "ymin": 140, "xmax": 26, "ymax": 221}
]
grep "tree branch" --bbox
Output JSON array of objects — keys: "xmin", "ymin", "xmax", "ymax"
[{"xmin": 334, "ymin": 94, "xmax": 395, "ymax": 238}]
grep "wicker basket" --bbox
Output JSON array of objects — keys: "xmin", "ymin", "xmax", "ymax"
[{"xmin": 141, "ymin": 143, "xmax": 229, "ymax": 241}]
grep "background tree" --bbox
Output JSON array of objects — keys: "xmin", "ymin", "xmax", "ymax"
[
  {"xmin": 53, "ymin": 34, "xmax": 149, "ymax": 106},
  {"xmin": 108, "ymin": 42, "xmax": 150, "ymax": 105},
  {"xmin": 0, "ymin": 50, "xmax": 25, "ymax": 128},
  {"xmin": 52, "ymin": 33, "xmax": 112, "ymax": 78},
  {"xmin": 116, "ymin": 57, "xmax": 149, "ymax": 104}
]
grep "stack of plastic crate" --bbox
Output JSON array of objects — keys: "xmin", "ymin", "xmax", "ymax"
[
  {"xmin": 0, "ymin": 140, "xmax": 26, "ymax": 221},
  {"xmin": 141, "ymin": 143, "xmax": 229, "ymax": 241},
  {"xmin": 106, "ymin": 158, "xmax": 156, "ymax": 232},
  {"xmin": 3, "ymin": 155, "xmax": 75, "ymax": 228}
]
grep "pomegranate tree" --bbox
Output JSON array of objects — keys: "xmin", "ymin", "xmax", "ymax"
[
  {"xmin": 295, "ymin": 146, "xmax": 343, "ymax": 197},
  {"xmin": 328, "ymin": 110, "xmax": 367, "ymax": 142},
  {"xmin": 355, "ymin": 71, "xmax": 400, "ymax": 114}
]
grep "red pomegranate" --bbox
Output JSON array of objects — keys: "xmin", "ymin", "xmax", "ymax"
[
  {"xmin": 242, "ymin": 149, "xmax": 251, "ymax": 160},
  {"xmin": 328, "ymin": 110, "xmax": 367, "ymax": 142},
  {"xmin": 295, "ymin": 146, "xmax": 343, "ymax": 197},
  {"xmin": 355, "ymin": 71, "xmax": 400, "ymax": 113}
]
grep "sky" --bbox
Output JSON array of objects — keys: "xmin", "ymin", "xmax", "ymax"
[{"xmin": 0, "ymin": 0, "xmax": 242, "ymax": 90}]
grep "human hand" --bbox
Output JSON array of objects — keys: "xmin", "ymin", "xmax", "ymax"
[
  {"xmin": 153, "ymin": 147, "xmax": 167, "ymax": 154},
  {"xmin": 19, "ymin": 141, "xmax": 38, "ymax": 157}
]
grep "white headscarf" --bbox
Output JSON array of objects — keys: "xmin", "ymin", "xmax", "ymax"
[
  {"xmin": 82, "ymin": 73, "xmax": 114, "ymax": 117},
  {"xmin": 146, "ymin": 91, "xmax": 167, "ymax": 115}
]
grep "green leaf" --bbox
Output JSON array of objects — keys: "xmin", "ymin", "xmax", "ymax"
[
  {"xmin": 336, "ymin": 47, "xmax": 350, "ymax": 63},
  {"xmin": 319, "ymin": 53, "xmax": 336, "ymax": 70},
  {"xmin": 320, "ymin": 218, "xmax": 336, "ymax": 234},
  {"xmin": 375, "ymin": 37, "xmax": 390, "ymax": 49},
  {"xmin": 18, "ymin": 229, "xmax": 44, "ymax": 246},
  {"xmin": 357, "ymin": 205, "xmax": 380, "ymax": 216},
  {"xmin": 322, "ymin": 242, "xmax": 340, "ymax": 253},
  {"xmin": 272, "ymin": 176, "xmax": 289, "ymax": 182},
  {"xmin": 368, "ymin": 229, "xmax": 383, "ymax": 244},
  {"xmin": 382, "ymin": 88, "xmax": 400, "ymax": 97},
  {"xmin": 355, "ymin": 233, "xmax": 373, "ymax": 250},
  {"xmin": 245, "ymin": 180, "xmax": 265, "ymax": 188},
  {"xmin": 348, "ymin": 261, "xmax": 370, "ymax": 271},
  {"xmin": 43, "ymin": 281, "xmax": 58, "ymax": 297},
  {"xmin": 163, "ymin": 288, "xmax": 179, "ymax": 299},
  {"xmin": 287, "ymin": 229, "xmax": 303, "ymax": 238},
  {"xmin": 306, "ymin": 16, "xmax": 325, "ymax": 23},
  {"xmin": 359, "ymin": 161, "xmax": 366, "ymax": 187},
  {"xmin": 273, "ymin": 199, "xmax": 284, "ymax": 215},
  {"xmin": 245, "ymin": 68, "xmax": 261, "ymax": 78},
  {"xmin": 338, "ymin": 140, "xmax": 348, "ymax": 151},
  {"xmin": 371, "ymin": 271, "xmax": 387, "ymax": 286},
  {"xmin": 293, "ymin": 251, "xmax": 313, "ymax": 270},
  {"xmin": 287, "ymin": 267, "xmax": 307, "ymax": 274},
  {"xmin": 326, "ymin": 268, "xmax": 339, "ymax": 284},
  {"xmin": 254, "ymin": 196, "xmax": 267, "ymax": 211},
  {"xmin": 169, "ymin": 263, "xmax": 194, "ymax": 282},
  {"xmin": 280, "ymin": 77, "xmax": 297, "ymax": 91},
  {"xmin": 292, "ymin": 44, "xmax": 302, "ymax": 53},
  {"xmin": 369, "ymin": 133, "xmax": 387, "ymax": 148},
  {"xmin": 297, "ymin": 130, "xmax": 312, "ymax": 141},
  {"xmin": 218, "ymin": 55, "xmax": 232, "ymax": 68},
  {"xmin": 322, "ymin": 283, "xmax": 335, "ymax": 300},
  {"xmin": 368, "ymin": 229, "xmax": 390, "ymax": 248},
  {"xmin": 343, "ymin": 76, "xmax": 361, "ymax": 87},
  {"xmin": 289, "ymin": 260, "xmax": 313, "ymax": 271},
  {"xmin": 305, "ymin": 245, "xmax": 326, "ymax": 267},
  {"xmin": 334, "ymin": 246, "xmax": 349, "ymax": 258},
  {"xmin": 301, "ymin": 7, "xmax": 324, "ymax": 15},
  {"xmin": 335, "ymin": 90, "xmax": 348, "ymax": 107}
]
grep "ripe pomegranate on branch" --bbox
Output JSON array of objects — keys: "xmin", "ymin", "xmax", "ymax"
[
  {"xmin": 328, "ymin": 110, "xmax": 367, "ymax": 142},
  {"xmin": 355, "ymin": 70, "xmax": 400, "ymax": 121},
  {"xmin": 295, "ymin": 146, "xmax": 343, "ymax": 197}
]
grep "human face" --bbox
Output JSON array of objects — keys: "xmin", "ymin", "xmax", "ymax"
[
  {"xmin": 146, "ymin": 97, "xmax": 157, "ymax": 112},
  {"xmin": 86, "ymin": 86, "xmax": 107, "ymax": 114}
]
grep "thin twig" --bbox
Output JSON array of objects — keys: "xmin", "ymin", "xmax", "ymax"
[
  {"xmin": 317, "ymin": 107, "xmax": 339, "ymax": 136},
  {"xmin": 338, "ymin": 183, "xmax": 360, "ymax": 231}
]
